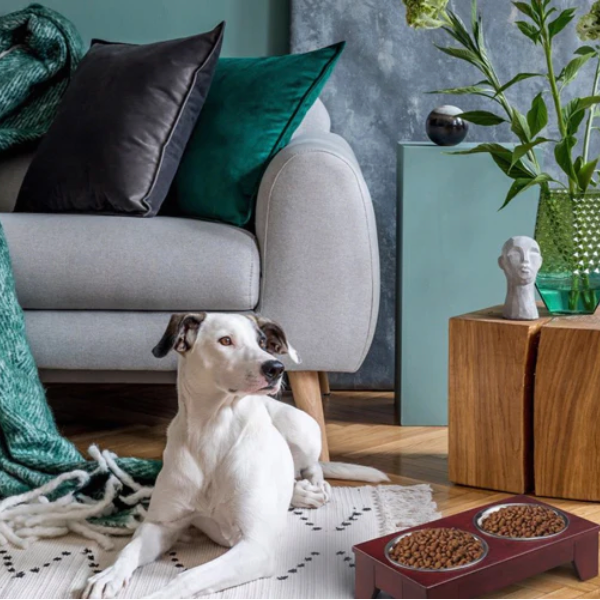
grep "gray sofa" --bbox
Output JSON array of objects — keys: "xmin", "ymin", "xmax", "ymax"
[{"xmin": 0, "ymin": 99, "xmax": 380, "ymax": 458}]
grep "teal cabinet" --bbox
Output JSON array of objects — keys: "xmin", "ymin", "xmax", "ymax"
[{"xmin": 396, "ymin": 142, "xmax": 538, "ymax": 425}]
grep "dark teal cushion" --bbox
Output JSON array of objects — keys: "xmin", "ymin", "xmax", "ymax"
[{"xmin": 174, "ymin": 42, "xmax": 345, "ymax": 227}]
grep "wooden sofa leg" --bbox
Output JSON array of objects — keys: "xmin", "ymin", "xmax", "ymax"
[
  {"xmin": 318, "ymin": 371, "xmax": 331, "ymax": 395},
  {"xmin": 288, "ymin": 371, "xmax": 330, "ymax": 461}
]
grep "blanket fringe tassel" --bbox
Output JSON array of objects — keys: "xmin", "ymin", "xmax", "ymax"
[{"xmin": 0, "ymin": 445, "xmax": 154, "ymax": 550}]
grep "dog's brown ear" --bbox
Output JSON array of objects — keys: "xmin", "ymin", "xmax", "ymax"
[
  {"xmin": 152, "ymin": 313, "xmax": 206, "ymax": 358},
  {"xmin": 251, "ymin": 316, "xmax": 300, "ymax": 363}
]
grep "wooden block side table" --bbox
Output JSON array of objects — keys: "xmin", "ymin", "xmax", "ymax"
[
  {"xmin": 449, "ymin": 306, "xmax": 551, "ymax": 493},
  {"xmin": 535, "ymin": 316, "xmax": 600, "ymax": 501}
]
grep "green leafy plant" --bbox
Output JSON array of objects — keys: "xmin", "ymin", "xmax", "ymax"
[{"xmin": 402, "ymin": 0, "xmax": 600, "ymax": 208}]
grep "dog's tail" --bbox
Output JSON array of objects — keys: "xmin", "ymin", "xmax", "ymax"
[{"xmin": 320, "ymin": 462, "xmax": 390, "ymax": 483}]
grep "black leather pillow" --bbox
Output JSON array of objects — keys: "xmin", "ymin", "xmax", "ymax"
[{"xmin": 16, "ymin": 23, "xmax": 224, "ymax": 217}]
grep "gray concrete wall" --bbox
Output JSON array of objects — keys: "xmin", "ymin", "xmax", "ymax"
[{"xmin": 292, "ymin": 0, "xmax": 594, "ymax": 388}]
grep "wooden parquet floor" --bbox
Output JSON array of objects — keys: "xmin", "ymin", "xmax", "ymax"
[{"xmin": 46, "ymin": 385, "xmax": 600, "ymax": 599}]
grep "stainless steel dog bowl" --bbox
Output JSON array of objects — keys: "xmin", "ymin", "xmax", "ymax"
[
  {"xmin": 474, "ymin": 503, "xmax": 569, "ymax": 541},
  {"xmin": 384, "ymin": 529, "xmax": 489, "ymax": 572}
]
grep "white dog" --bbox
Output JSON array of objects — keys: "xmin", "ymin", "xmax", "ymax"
[{"xmin": 83, "ymin": 313, "xmax": 388, "ymax": 599}]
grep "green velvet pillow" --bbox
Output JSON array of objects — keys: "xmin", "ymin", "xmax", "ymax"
[{"xmin": 173, "ymin": 42, "xmax": 345, "ymax": 227}]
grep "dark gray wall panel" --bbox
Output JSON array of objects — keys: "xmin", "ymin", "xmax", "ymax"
[{"xmin": 291, "ymin": 0, "xmax": 593, "ymax": 389}]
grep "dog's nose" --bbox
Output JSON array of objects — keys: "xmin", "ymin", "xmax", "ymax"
[{"xmin": 261, "ymin": 360, "xmax": 285, "ymax": 382}]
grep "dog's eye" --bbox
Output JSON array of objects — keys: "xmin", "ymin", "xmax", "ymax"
[{"xmin": 219, "ymin": 337, "xmax": 233, "ymax": 346}]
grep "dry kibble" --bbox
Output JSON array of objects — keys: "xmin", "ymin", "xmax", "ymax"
[
  {"xmin": 388, "ymin": 528, "xmax": 485, "ymax": 571},
  {"xmin": 480, "ymin": 505, "xmax": 566, "ymax": 539}
]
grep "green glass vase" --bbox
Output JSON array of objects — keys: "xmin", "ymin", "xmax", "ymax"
[{"xmin": 535, "ymin": 189, "xmax": 600, "ymax": 315}]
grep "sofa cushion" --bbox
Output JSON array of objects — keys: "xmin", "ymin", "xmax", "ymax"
[
  {"xmin": 25, "ymin": 311, "xmax": 180, "ymax": 371},
  {"xmin": 1, "ymin": 214, "xmax": 259, "ymax": 310}
]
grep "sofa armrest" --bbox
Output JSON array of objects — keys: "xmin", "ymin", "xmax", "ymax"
[{"xmin": 255, "ymin": 132, "xmax": 380, "ymax": 372}]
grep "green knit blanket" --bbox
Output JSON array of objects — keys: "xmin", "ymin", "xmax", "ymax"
[
  {"xmin": 0, "ymin": 4, "xmax": 84, "ymax": 153},
  {"xmin": 0, "ymin": 223, "xmax": 161, "ymax": 549}
]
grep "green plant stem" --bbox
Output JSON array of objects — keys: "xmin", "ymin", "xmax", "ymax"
[
  {"xmin": 541, "ymin": 20, "xmax": 576, "ymax": 195},
  {"xmin": 454, "ymin": 16, "xmax": 542, "ymax": 174},
  {"xmin": 497, "ymin": 92, "xmax": 542, "ymax": 172},
  {"xmin": 544, "ymin": 45, "xmax": 566, "ymax": 139},
  {"xmin": 583, "ymin": 57, "xmax": 600, "ymax": 165},
  {"xmin": 480, "ymin": 70, "xmax": 542, "ymax": 173},
  {"xmin": 582, "ymin": 273, "xmax": 596, "ymax": 311}
]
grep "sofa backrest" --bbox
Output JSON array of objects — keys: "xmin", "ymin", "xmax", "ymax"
[
  {"xmin": 0, "ymin": 150, "xmax": 33, "ymax": 212},
  {"xmin": 292, "ymin": 98, "xmax": 331, "ymax": 138},
  {"xmin": 0, "ymin": 99, "xmax": 332, "ymax": 213}
]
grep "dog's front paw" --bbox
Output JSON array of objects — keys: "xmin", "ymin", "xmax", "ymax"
[
  {"xmin": 82, "ymin": 566, "xmax": 130, "ymax": 599},
  {"xmin": 291, "ymin": 479, "xmax": 331, "ymax": 509}
]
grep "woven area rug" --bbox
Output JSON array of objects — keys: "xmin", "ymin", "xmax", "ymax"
[{"xmin": 0, "ymin": 484, "xmax": 439, "ymax": 599}]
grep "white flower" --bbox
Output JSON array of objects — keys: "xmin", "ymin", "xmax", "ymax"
[
  {"xmin": 403, "ymin": 0, "xmax": 450, "ymax": 30},
  {"xmin": 577, "ymin": 1, "xmax": 600, "ymax": 41}
]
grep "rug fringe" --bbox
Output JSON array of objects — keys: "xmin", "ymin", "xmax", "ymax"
[
  {"xmin": 1, "ymin": 467, "xmax": 438, "ymax": 550},
  {"xmin": 0, "ymin": 446, "xmax": 154, "ymax": 550},
  {"xmin": 371, "ymin": 484, "xmax": 441, "ymax": 536}
]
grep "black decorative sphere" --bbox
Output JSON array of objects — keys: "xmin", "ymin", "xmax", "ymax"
[{"xmin": 426, "ymin": 105, "xmax": 469, "ymax": 146}]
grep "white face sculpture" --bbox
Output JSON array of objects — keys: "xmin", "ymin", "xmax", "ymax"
[{"xmin": 498, "ymin": 236, "xmax": 542, "ymax": 285}]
